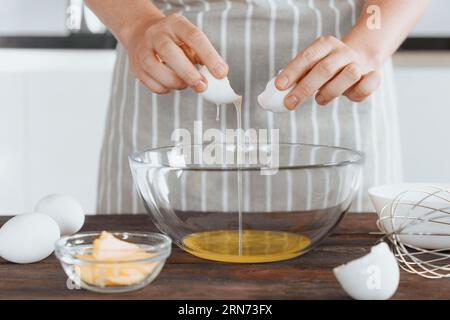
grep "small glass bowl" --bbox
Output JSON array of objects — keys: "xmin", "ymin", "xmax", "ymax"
[{"xmin": 55, "ymin": 231, "xmax": 171, "ymax": 293}]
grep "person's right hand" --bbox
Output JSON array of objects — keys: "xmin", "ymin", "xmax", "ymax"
[{"xmin": 122, "ymin": 13, "xmax": 229, "ymax": 94}]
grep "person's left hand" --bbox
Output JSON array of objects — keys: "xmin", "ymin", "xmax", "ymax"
[{"xmin": 275, "ymin": 36, "xmax": 381, "ymax": 110}]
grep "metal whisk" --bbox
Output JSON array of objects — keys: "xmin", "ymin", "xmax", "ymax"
[{"xmin": 376, "ymin": 185, "xmax": 450, "ymax": 279}]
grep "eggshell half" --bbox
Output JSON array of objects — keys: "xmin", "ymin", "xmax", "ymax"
[
  {"xmin": 257, "ymin": 77, "xmax": 294, "ymax": 113},
  {"xmin": 0, "ymin": 213, "xmax": 60, "ymax": 264},
  {"xmin": 199, "ymin": 65, "xmax": 240, "ymax": 105},
  {"xmin": 333, "ymin": 242, "xmax": 399, "ymax": 300},
  {"xmin": 35, "ymin": 194, "xmax": 85, "ymax": 236}
]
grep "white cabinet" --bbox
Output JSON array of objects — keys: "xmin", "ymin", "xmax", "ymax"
[{"xmin": 0, "ymin": 49, "xmax": 115, "ymax": 214}]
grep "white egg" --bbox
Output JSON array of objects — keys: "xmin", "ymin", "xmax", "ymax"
[
  {"xmin": 199, "ymin": 65, "xmax": 241, "ymax": 105},
  {"xmin": 0, "ymin": 213, "xmax": 60, "ymax": 264},
  {"xmin": 35, "ymin": 194, "xmax": 85, "ymax": 236},
  {"xmin": 257, "ymin": 76, "xmax": 294, "ymax": 113},
  {"xmin": 333, "ymin": 242, "xmax": 400, "ymax": 300}
]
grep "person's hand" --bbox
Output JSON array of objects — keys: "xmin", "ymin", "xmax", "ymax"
[
  {"xmin": 122, "ymin": 13, "xmax": 228, "ymax": 94},
  {"xmin": 275, "ymin": 36, "xmax": 381, "ymax": 109}
]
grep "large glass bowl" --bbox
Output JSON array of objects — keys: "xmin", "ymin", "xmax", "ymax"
[{"xmin": 129, "ymin": 143, "xmax": 363, "ymax": 263}]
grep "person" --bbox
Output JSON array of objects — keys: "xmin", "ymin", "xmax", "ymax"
[{"xmin": 86, "ymin": 0, "xmax": 430, "ymax": 214}]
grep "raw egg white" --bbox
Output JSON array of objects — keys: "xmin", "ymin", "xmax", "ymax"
[
  {"xmin": 333, "ymin": 242, "xmax": 399, "ymax": 300},
  {"xmin": 35, "ymin": 194, "xmax": 85, "ymax": 236},
  {"xmin": 257, "ymin": 76, "xmax": 294, "ymax": 113},
  {"xmin": 199, "ymin": 65, "xmax": 241, "ymax": 105},
  {"xmin": 0, "ymin": 213, "xmax": 60, "ymax": 264}
]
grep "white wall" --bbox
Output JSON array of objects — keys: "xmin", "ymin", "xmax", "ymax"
[
  {"xmin": 411, "ymin": 0, "xmax": 450, "ymax": 37},
  {"xmin": 3, "ymin": 0, "xmax": 450, "ymax": 37},
  {"xmin": 393, "ymin": 52, "xmax": 450, "ymax": 183},
  {"xmin": 0, "ymin": 49, "xmax": 449, "ymax": 215},
  {"xmin": 0, "ymin": 49, "xmax": 115, "ymax": 214},
  {"xmin": 0, "ymin": 0, "xmax": 68, "ymax": 36}
]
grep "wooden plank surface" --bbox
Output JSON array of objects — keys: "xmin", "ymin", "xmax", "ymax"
[{"xmin": 0, "ymin": 213, "xmax": 446, "ymax": 300}]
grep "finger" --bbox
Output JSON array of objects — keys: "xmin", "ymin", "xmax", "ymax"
[
  {"xmin": 276, "ymin": 36, "xmax": 337, "ymax": 90},
  {"xmin": 285, "ymin": 51, "xmax": 353, "ymax": 109},
  {"xmin": 173, "ymin": 15, "xmax": 228, "ymax": 79},
  {"xmin": 141, "ymin": 50, "xmax": 188, "ymax": 89},
  {"xmin": 179, "ymin": 43, "xmax": 201, "ymax": 64},
  {"xmin": 153, "ymin": 36, "xmax": 207, "ymax": 92},
  {"xmin": 138, "ymin": 71, "xmax": 170, "ymax": 94},
  {"xmin": 160, "ymin": 42, "xmax": 201, "ymax": 65},
  {"xmin": 315, "ymin": 62, "xmax": 363, "ymax": 105},
  {"xmin": 345, "ymin": 70, "xmax": 381, "ymax": 102}
]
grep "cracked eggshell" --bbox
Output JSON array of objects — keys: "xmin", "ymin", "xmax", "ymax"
[
  {"xmin": 35, "ymin": 194, "xmax": 85, "ymax": 236},
  {"xmin": 257, "ymin": 77, "xmax": 294, "ymax": 113},
  {"xmin": 333, "ymin": 242, "xmax": 399, "ymax": 300},
  {"xmin": 0, "ymin": 213, "xmax": 60, "ymax": 264},
  {"xmin": 199, "ymin": 65, "xmax": 240, "ymax": 105}
]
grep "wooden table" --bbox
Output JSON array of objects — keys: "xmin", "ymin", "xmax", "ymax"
[{"xmin": 0, "ymin": 213, "xmax": 446, "ymax": 300}]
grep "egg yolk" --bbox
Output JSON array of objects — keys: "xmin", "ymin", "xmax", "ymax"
[{"xmin": 182, "ymin": 230, "xmax": 311, "ymax": 263}]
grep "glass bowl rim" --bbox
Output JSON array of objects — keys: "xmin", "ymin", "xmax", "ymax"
[
  {"xmin": 55, "ymin": 231, "xmax": 172, "ymax": 264},
  {"xmin": 129, "ymin": 142, "xmax": 364, "ymax": 172}
]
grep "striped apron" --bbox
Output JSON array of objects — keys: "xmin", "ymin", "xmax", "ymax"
[{"xmin": 97, "ymin": 0, "xmax": 403, "ymax": 214}]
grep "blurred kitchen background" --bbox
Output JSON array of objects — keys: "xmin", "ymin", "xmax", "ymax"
[{"xmin": 0, "ymin": 0, "xmax": 449, "ymax": 214}]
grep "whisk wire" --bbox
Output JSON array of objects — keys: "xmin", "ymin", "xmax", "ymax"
[{"xmin": 377, "ymin": 185, "xmax": 450, "ymax": 279}]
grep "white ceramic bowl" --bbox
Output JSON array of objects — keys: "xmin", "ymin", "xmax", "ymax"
[{"xmin": 368, "ymin": 183, "xmax": 450, "ymax": 249}]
